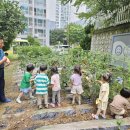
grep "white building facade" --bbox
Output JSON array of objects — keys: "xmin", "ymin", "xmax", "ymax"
[
  {"xmin": 14, "ymin": 0, "xmax": 86, "ymax": 45},
  {"xmin": 17, "ymin": 0, "xmax": 49, "ymax": 46}
]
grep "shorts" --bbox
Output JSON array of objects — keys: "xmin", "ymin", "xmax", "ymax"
[
  {"xmin": 20, "ymin": 87, "xmax": 31, "ymax": 94},
  {"xmin": 71, "ymin": 85, "xmax": 84, "ymax": 95},
  {"xmin": 98, "ymin": 101, "xmax": 108, "ymax": 111},
  {"xmin": 109, "ymin": 105, "xmax": 125, "ymax": 115}
]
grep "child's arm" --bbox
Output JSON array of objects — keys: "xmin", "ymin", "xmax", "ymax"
[
  {"xmin": 99, "ymin": 91, "xmax": 106, "ymax": 101},
  {"xmin": 0, "ymin": 56, "xmax": 7, "ymax": 65},
  {"xmin": 96, "ymin": 80, "xmax": 103, "ymax": 84}
]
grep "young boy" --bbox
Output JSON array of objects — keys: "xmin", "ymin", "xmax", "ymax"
[
  {"xmin": 109, "ymin": 88, "xmax": 130, "ymax": 119},
  {"xmin": 34, "ymin": 65, "xmax": 49, "ymax": 109},
  {"xmin": 16, "ymin": 64, "xmax": 35, "ymax": 103}
]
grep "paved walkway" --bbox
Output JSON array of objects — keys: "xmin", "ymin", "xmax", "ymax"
[{"xmin": 36, "ymin": 117, "xmax": 130, "ymax": 130}]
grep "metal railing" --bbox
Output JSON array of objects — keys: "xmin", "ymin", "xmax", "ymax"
[{"xmin": 95, "ymin": 4, "xmax": 130, "ymax": 29}]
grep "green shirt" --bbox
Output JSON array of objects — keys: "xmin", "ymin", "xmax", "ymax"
[{"xmin": 20, "ymin": 72, "xmax": 32, "ymax": 89}]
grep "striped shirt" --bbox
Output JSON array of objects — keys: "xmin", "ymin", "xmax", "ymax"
[{"xmin": 34, "ymin": 73, "xmax": 49, "ymax": 95}]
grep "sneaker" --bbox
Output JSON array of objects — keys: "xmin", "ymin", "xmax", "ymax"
[
  {"xmin": 50, "ymin": 103, "xmax": 55, "ymax": 108},
  {"xmin": 30, "ymin": 95, "xmax": 36, "ymax": 99},
  {"xmin": 100, "ymin": 114, "xmax": 106, "ymax": 119},
  {"xmin": 57, "ymin": 103, "xmax": 61, "ymax": 107},
  {"xmin": 92, "ymin": 114, "xmax": 99, "ymax": 120},
  {"xmin": 16, "ymin": 98, "xmax": 22, "ymax": 103},
  {"xmin": 72, "ymin": 100, "xmax": 75, "ymax": 105},
  {"xmin": 78, "ymin": 101, "xmax": 81, "ymax": 105},
  {"xmin": 3, "ymin": 98, "xmax": 11, "ymax": 103},
  {"xmin": 102, "ymin": 115, "xmax": 106, "ymax": 119},
  {"xmin": 38, "ymin": 105, "xmax": 43, "ymax": 109},
  {"xmin": 45, "ymin": 104, "xmax": 48, "ymax": 108},
  {"xmin": 115, "ymin": 115, "xmax": 123, "ymax": 119}
]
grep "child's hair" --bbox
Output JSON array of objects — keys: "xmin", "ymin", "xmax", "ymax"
[
  {"xmin": 102, "ymin": 72, "xmax": 112, "ymax": 83},
  {"xmin": 74, "ymin": 65, "xmax": 82, "ymax": 76},
  {"xmin": 26, "ymin": 64, "xmax": 35, "ymax": 72},
  {"xmin": 40, "ymin": 64, "xmax": 47, "ymax": 72},
  {"xmin": 120, "ymin": 88, "xmax": 130, "ymax": 98},
  {"xmin": 51, "ymin": 66, "xmax": 58, "ymax": 74}
]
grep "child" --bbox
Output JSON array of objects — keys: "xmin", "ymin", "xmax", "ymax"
[
  {"xmin": 16, "ymin": 64, "xmax": 35, "ymax": 103},
  {"xmin": 92, "ymin": 73, "xmax": 111, "ymax": 119},
  {"xmin": 34, "ymin": 65, "xmax": 49, "ymax": 109},
  {"xmin": 50, "ymin": 66, "xmax": 61, "ymax": 107},
  {"xmin": 70, "ymin": 65, "xmax": 83, "ymax": 105},
  {"xmin": 109, "ymin": 88, "xmax": 130, "ymax": 119}
]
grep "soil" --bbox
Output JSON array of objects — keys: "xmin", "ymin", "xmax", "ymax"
[{"xmin": 0, "ymin": 61, "xmax": 129, "ymax": 130}]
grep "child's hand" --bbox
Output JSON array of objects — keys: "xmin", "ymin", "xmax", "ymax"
[
  {"xmin": 96, "ymin": 80, "xmax": 103, "ymax": 84},
  {"xmin": 86, "ymin": 76, "xmax": 89, "ymax": 80},
  {"xmin": 30, "ymin": 79, "xmax": 34, "ymax": 82}
]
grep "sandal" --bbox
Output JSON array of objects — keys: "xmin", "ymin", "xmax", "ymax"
[
  {"xmin": 99, "ymin": 113, "xmax": 106, "ymax": 119},
  {"xmin": 92, "ymin": 114, "xmax": 99, "ymax": 120}
]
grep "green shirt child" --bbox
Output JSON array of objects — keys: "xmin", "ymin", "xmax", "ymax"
[{"xmin": 20, "ymin": 72, "xmax": 32, "ymax": 89}]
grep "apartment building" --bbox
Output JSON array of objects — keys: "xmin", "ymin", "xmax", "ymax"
[
  {"xmin": 56, "ymin": 1, "xmax": 70, "ymax": 28},
  {"xmin": 17, "ymin": 0, "xmax": 49, "ymax": 46}
]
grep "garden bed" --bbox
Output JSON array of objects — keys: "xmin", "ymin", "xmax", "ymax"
[{"xmin": 1, "ymin": 58, "xmax": 130, "ymax": 130}]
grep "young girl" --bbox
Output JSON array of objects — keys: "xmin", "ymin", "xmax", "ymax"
[
  {"xmin": 50, "ymin": 66, "xmax": 61, "ymax": 107},
  {"xmin": 16, "ymin": 64, "xmax": 35, "ymax": 103},
  {"xmin": 92, "ymin": 73, "xmax": 111, "ymax": 119},
  {"xmin": 34, "ymin": 65, "xmax": 49, "ymax": 109},
  {"xmin": 70, "ymin": 65, "xmax": 83, "ymax": 105}
]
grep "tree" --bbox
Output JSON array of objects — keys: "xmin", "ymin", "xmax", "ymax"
[
  {"xmin": 65, "ymin": 23, "xmax": 85, "ymax": 45},
  {"xmin": 27, "ymin": 35, "xmax": 41, "ymax": 46},
  {"xmin": 0, "ymin": 0, "xmax": 25, "ymax": 50},
  {"xmin": 80, "ymin": 24, "xmax": 94, "ymax": 50},
  {"xmin": 50, "ymin": 29, "xmax": 66, "ymax": 45},
  {"xmin": 60, "ymin": 0, "xmax": 130, "ymax": 20}
]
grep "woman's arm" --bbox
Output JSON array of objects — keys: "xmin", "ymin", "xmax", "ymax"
[{"xmin": 0, "ymin": 56, "xmax": 7, "ymax": 65}]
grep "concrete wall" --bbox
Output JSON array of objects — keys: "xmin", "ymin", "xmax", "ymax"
[{"xmin": 91, "ymin": 23, "xmax": 130, "ymax": 53}]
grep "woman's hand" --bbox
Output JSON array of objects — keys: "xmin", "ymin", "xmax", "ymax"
[{"xmin": 5, "ymin": 57, "xmax": 10, "ymax": 67}]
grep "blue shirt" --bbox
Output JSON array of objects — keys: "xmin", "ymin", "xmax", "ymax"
[{"xmin": 0, "ymin": 49, "xmax": 5, "ymax": 68}]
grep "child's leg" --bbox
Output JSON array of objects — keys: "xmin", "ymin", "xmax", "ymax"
[
  {"xmin": 52, "ymin": 91, "xmax": 56, "ymax": 104},
  {"xmin": 57, "ymin": 90, "xmax": 61, "ymax": 106},
  {"xmin": 102, "ymin": 110, "xmax": 106, "ymax": 117},
  {"xmin": 96, "ymin": 108, "xmax": 102, "ymax": 116},
  {"xmin": 92, "ymin": 108, "xmax": 101, "ymax": 119},
  {"xmin": 72, "ymin": 94, "xmax": 76, "ymax": 104},
  {"xmin": 44, "ymin": 94, "xmax": 48, "ymax": 108},
  {"xmin": 29, "ymin": 90, "xmax": 35, "ymax": 99},
  {"xmin": 37, "ymin": 95, "xmax": 42, "ymax": 108},
  {"xmin": 77, "ymin": 94, "xmax": 81, "ymax": 105},
  {"xmin": 16, "ymin": 92, "xmax": 24, "ymax": 103}
]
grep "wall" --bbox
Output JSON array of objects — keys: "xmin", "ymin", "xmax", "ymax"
[{"xmin": 91, "ymin": 23, "xmax": 130, "ymax": 53}]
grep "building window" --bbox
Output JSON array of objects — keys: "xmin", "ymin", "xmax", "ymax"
[
  {"xmin": 35, "ymin": 19, "xmax": 44, "ymax": 27},
  {"xmin": 29, "ymin": 0, "xmax": 32, "ymax": 4},
  {"xmin": 29, "ymin": 18, "xmax": 32, "ymax": 26},
  {"xmin": 43, "ymin": 20, "xmax": 46, "ymax": 27},
  {"xmin": 34, "ymin": 0, "xmax": 46, "ymax": 7},
  {"xmin": 38, "ymin": 29, "xmax": 43, "ymax": 37},
  {"xmin": 29, "ymin": 7, "xmax": 33, "ymax": 15},
  {"xmin": 34, "ymin": 8, "xmax": 44, "ymax": 16},
  {"xmin": 20, "ymin": 5, "xmax": 28, "ymax": 14}
]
